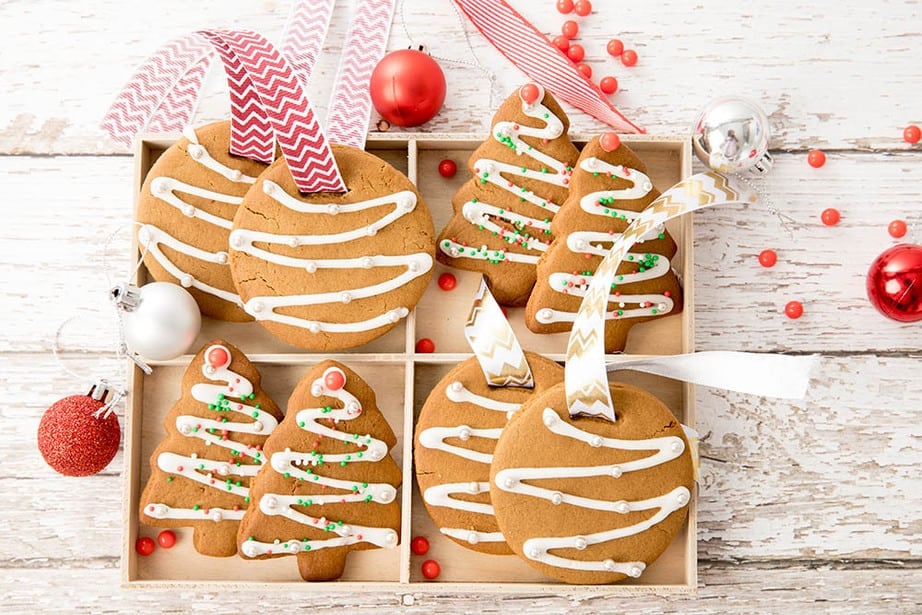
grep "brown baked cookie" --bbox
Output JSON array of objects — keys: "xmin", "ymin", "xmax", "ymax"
[
  {"xmin": 437, "ymin": 84, "xmax": 580, "ymax": 306},
  {"xmin": 139, "ymin": 339, "xmax": 283, "ymax": 557},
  {"xmin": 229, "ymin": 145, "xmax": 435, "ymax": 350},
  {"xmin": 136, "ymin": 121, "xmax": 267, "ymax": 321},
  {"xmin": 490, "ymin": 381, "xmax": 694, "ymax": 584},
  {"xmin": 526, "ymin": 134, "xmax": 684, "ymax": 352},
  {"xmin": 237, "ymin": 361, "xmax": 402, "ymax": 581},
  {"xmin": 414, "ymin": 352, "xmax": 563, "ymax": 555}
]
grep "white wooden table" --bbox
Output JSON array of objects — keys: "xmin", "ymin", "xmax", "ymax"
[{"xmin": 2, "ymin": 0, "xmax": 920, "ymax": 611}]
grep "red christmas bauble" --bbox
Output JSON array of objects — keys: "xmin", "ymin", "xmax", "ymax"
[
  {"xmin": 37, "ymin": 392, "xmax": 120, "ymax": 477},
  {"xmin": 370, "ymin": 49, "xmax": 446, "ymax": 127},
  {"xmin": 867, "ymin": 244, "xmax": 922, "ymax": 322}
]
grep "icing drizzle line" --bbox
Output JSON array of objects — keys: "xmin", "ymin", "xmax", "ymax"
[
  {"xmin": 139, "ymin": 127, "xmax": 257, "ymax": 308},
  {"xmin": 145, "ymin": 344, "xmax": 277, "ymax": 523},
  {"xmin": 418, "ymin": 381, "xmax": 522, "ymax": 545},
  {"xmin": 241, "ymin": 367, "xmax": 398, "ymax": 557},
  {"xmin": 534, "ymin": 156, "xmax": 675, "ymax": 325},
  {"xmin": 440, "ymin": 84, "xmax": 570, "ymax": 265},
  {"xmin": 229, "ymin": 181, "xmax": 433, "ymax": 334},
  {"xmin": 493, "ymin": 408, "xmax": 690, "ymax": 577}
]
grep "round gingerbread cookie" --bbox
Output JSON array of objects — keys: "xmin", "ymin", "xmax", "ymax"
[
  {"xmin": 414, "ymin": 352, "xmax": 563, "ymax": 555},
  {"xmin": 136, "ymin": 121, "xmax": 268, "ymax": 321},
  {"xmin": 229, "ymin": 145, "xmax": 435, "ymax": 350},
  {"xmin": 490, "ymin": 381, "xmax": 694, "ymax": 584}
]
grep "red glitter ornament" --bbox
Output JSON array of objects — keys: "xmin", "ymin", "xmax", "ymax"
[
  {"xmin": 889, "ymin": 219, "xmax": 908, "ymax": 239},
  {"xmin": 903, "ymin": 124, "xmax": 921, "ymax": 144},
  {"xmin": 573, "ymin": 0, "xmax": 592, "ymax": 16},
  {"xmin": 607, "ymin": 39, "xmax": 624, "ymax": 57},
  {"xmin": 37, "ymin": 384, "xmax": 120, "ymax": 477},
  {"xmin": 567, "ymin": 44, "xmax": 585, "ymax": 63},
  {"xmin": 599, "ymin": 132, "xmax": 621, "ymax": 152},
  {"xmin": 520, "ymin": 83, "xmax": 541, "ymax": 105},
  {"xmin": 556, "ymin": 0, "xmax": 574, "ymax": 13},
  {"xmin": 411, "ymin": 536, "xmax": 430, "ymax": 555},
  {"xmin": 562, "ymin": 20, "xmax": 579, "ymax": 39},
  {"xmin": 157, "ymin": 530, "xmax": 177, "ymax": 549},
  {"xmin": 369, "ymin": 49, "xmax": 446, "ymax": 127},
  {"xmin": 438, "ymin": 273, "xmax": 457, "ymax": 291},
  {"xmin": 576, "ymin": 63, "xmax": 592, "ymax": 79},
  {"xmin": 807, "ymin": 149, "xmax": 826, "ymax": 168},
  {"xmin": 784, "ymin": 301, "xmax": 804, "ymax": 319},
  {"xmin": 135, "ymin": 536, "xmax": 156, "ymax": 556},
  {"xmin": 421, "ymin": 559, "xmax": 441, "ymax": 579},
  {"xmin": 621, "ymin": 49, "xmax": 638, "ymax": 67},
  {"xmin": 552, "ymin": 35, "xmax": 570, "ymax": 52},
  {"xmin": 758, "ymin": 249, "xmax": 778, "ymax": 268},
  {"xmin": 866, "ymin": 244, "xmax": 922, "ymax": 322},
  {"xmin": 438, "ymin": 159, "xmax": 457, "ymax": 178},
  {"xmin": 599, "ymin": 76, "xmax": 618, "ymax": 94},
  {"xmin": 821, "ymin": 208, "xmax": 841, "ymax": 226},
  {"xmin": 416, "ymin": 338, "xmax": 436, "ymax": 353}
]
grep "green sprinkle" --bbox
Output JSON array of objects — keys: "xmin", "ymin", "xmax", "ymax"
[
  {"xmin": 193, "ymin": 504, "xmax": 200, "ymax": 511},
  {"xmin": 166, "ymin": 476, "xmax": 174, "ymax": 482}
]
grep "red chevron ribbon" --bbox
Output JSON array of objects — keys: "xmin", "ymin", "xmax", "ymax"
[
  {"xmin": 281, "ymin": 0, "xmax": 336, "ymax": 91},
  {"xmin": 326, "ymin": 0, "xmax": 397, "ymax": 149},
  {"xmin": 452, "ymin": 0, "xmax": 644, "ymax": 134},
  {"xmin": 199, "ymin": 29, "xmax": 345, "ymax": 193},
  {"xmin": 100, "ymin": 34, "xmax": 213, "ymax": 147}
]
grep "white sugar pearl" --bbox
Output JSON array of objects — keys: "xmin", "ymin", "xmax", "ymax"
[
  {"xmin": 671, "ymin": 440, "xmax": 684, "ymax": 453},
  {"xmin": 629, "ymin": 566, "xmax": 643, "ymax": 578},
  {"xmin": 250, "ymin": 301, "xmax": 263, "ymax": 313},
  {"xmin": 676, "ymin": 491, "xmax": 689, "ymax": 506},
  {"xmin": 362, "ymin": 257, "xmax": 374, "ymax": 268},
  {"xmin": 616, "ymin": 501, "xmax": 630, "ymax": 514},
  {"xmin": 252, "ymin": 421, "xmax": 263, "ymax": 432},
  {"xmin": 179, "ymin": 423, "xmax": 193, "ymax": 435},
  {"xmin": 263, "ymin": 496, "xmax": 277, "ymax": 510},
  {"xmin": 449, "ymin": 247, "xmax": 460, "ymax": 257},
  {"xmin": 458, "ymin": 427, "xmax": 471, "ymax": 441},
  {"xmin": 450, "ymin": 382, "xmax": 463, "ymax": 393},
  {"xmin": 551, "ymin": 492, "xmax": 563, "ymax": 505},
  {"xmin": 305, "ymin": 261, "xmax": 317, "ymax": 273},
  {"xmin": 217, "ymin": 464, "xmax": 229, "ymax": 476},
  {"xmin": 468, "ymin": 482, "xmax": 479, "ymax": 494},
  {"xmin": 590, "ymin": 435, "xmax": 603, "ymax": 447},
  {"xmin": 230, "ymin": 233, "xmax": 244, "ymax": 248},
  {"xmin": 216, "ymin": 252, "xmax": 229, "ymax": 264},
  {"xmin": 610, "ymin": 466, "xmax": 623, "ymax": 478},
  {"xmin": 574, "ymin": 537, "xmax": 587, "ymax": 550},
  {"xmin": 366, "ymin": 226, "xmax": 377, "ymax": 236},
  {"xmin": 538, "ymin": 308, "xmax": 554, "ymax": 322},
  {"xmin": 340, "ymin": 292, "xmax": 352, "ymax": 304},
  {"xmin": 263, "ymin": 182, "xmax": 276, "ymax": 196},
  {"xmin": 543, "ymin": 412, "xmax": 557, "ymax": 427},
  {"xmin": 230, "ymin": 170, "xmax": 243, "ymax": 181},
  {"xmin": 502, "ymin": 477, "xmax": 515, "ymax": 489},
  {"xmin": 288, "ymin": 542, "xmax": 300, "ymax": 553},
  {"xmin": 467, "ymin": 532, "xmax": 479, "ymax": 545},
  {"xmin": 308, "ymin": 322, "xmax": 321, "ymax": 334},
  {"xmin": 310, "ymin": 384, "xmax": 323, "ymax": 397},
  {"xmin": 188, "ymin": 145, "xmax": 203, "ymax": 159},
  {"xmin": 327, "ymin": 204, "xmax": 340, "ymax": 215},
  {"xmin": 527, "ymin": 548, "xmax": 540, "ymax": 559},
  {"xmin": 603, "ymin": 559, "xmax": 616, "ymax": 571},
  {"xmin": 182, "ymin": 204, "xmax": 195, "ymax": 217},
  {"xmin": 288, "ymin": 237, "xmax": 300, "ymax": 248},
  {"xmin": 180, "ymin": 275, "xmax": 193, "ymax": 288},
  {"xmin": 211, "ymin": 510, "xmax": 223, "ymax": 522}
]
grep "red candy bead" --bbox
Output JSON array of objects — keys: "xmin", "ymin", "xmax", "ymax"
[
  {"xmin": 599, "ymin": 76, "xmax": 618, "ymax": 94},
  {"xmin": 807, "ymin": 149, "xmax": 826, "ymax": 168},
  {"xmin": 556, "ymin": 0, "xmax": 574, "ymax": 13},
  {"xmin": 411, "ymin": 536, "xmax": 430, "ymax": 556},
  {"xmin": 567, "ymin": 44, "xmax": 585, "ymax": 63},
  {"xmin": 621, "ymin": 49, "xmax": 638, "ymax": 67},
  {"xmin": 552, "ymin": 35, "xmax": 570, "ymax": 52},
  {"xmin": 324, "ymin": 369, "xmax": 346, "ymax": 391},
  {"xmin": 821, "ymin": 208, "xmax": 841, "ymax": 226},
  {"xmin": 416, "ymin": 338, "xmax": 435, "ymax": 353},
  {"xmin": 573, "ymin": 0, "xmax": 592, "ymax": 16},
  {"xmin": 607, "ymin": 38, "xmax": 624, "ymax": 57},
  {"xmin": 576, "ymin": 63, "xmax": 592, "ymax": 78},
  {"xmin": 135, "ymin": 536, "xmax": 156, "ymax": 556},
  {"xmin": 785, "ymin": 301, "xmax": 804, "ymax": 319},
  {"xmin": 206, "ymin": 345, "xmax": 230, "ymax": 369},
  {"xmin": 421, "ymin": 559, "xmax": 441, "ymax": 580},
  {"xmin": 520, "ymin": 83, "xmax": 541, "ymax": 105},
  {"xmin": 438, "ymin": 159, "xmax": 457, "ymax": 178},
  {"xmin": 758, "ymin": 249, "xmax": 778, "ymax": 268},
  {"xmin": 437, "ymin": 272, "xmax": 457, "ymax": 291},
  {"xmin": 157, "ymin": 530, "xmax": 177, "ymax": 549},
  {"xmin": 562, "ymin": 20, "xmax": 579, "ymax": 39},
  {"xmin": 889, "ymin": 219, "xmax": 908, "ymax": 238},
  {"xmin": 903, "ymin": 124, "xmax": 921, "ymax": 144},
  {"xmin": 599, "ymin": 132, "xmax": 621, "ymax": 152}
]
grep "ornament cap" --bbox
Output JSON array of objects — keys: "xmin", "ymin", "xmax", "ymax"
[
  {"xmin": 110, "ymin": 282, "xmax": 141, "ymax": 312},
  {"xmin": 88, "ymin": 379, "xmax": 112, "ymax": 402}
]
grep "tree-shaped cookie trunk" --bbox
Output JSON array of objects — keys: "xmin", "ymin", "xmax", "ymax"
[
  {"xmin": 237, "ymin": 361, "xmax": 402, "ymax": 581},
  {"xmin": 139, "ymin": 339, "xmax": 283, "ymax": 557},
  {"xmin": 526, "ymin": 135, "xmax": 684, "ymax": 352},
  {"xmin": 437, "ymin": 84, "xmax": 580, "ymax": 306}
]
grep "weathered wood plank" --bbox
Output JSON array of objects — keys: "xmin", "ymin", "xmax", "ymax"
[{"xmin": 3, "ymin": 0, "xmax": 922, "ymax": 153}]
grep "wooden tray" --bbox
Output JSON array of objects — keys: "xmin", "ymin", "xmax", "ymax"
[{"xmin": 122, "ymin": 133, "xmax": 696, "ymax": 595}]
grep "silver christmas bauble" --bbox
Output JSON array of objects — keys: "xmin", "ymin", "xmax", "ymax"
[
  {"xmin": 692, "ymin": 96, "xmax": 773, "ymax": 175},
  {"xmin": 115, "ymin": 282, "xmax": 201, "ymax": 360}
]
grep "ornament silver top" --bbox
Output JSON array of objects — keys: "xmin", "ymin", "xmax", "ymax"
[{"xmin": 692, "ymin": 96, "xmax": 773, "ymax": 175}]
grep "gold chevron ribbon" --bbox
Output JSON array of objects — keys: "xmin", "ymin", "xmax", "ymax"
[
  {"xmin": 565, "ymin": 171, "xmax": 757, "ymax": 421},
  {"xmin": 465, "ymin": 278, "xmax": 534, "ymax": 388}
]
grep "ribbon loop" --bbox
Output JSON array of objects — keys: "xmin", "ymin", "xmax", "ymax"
[{"xmin": 465, "ymin": 278, "xmax": 534, "ymax": 388}]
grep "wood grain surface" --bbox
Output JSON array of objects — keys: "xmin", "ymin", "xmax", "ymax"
[{"xmin": 2, "ymin": 0, "xmax": 921, "ymax": 612}]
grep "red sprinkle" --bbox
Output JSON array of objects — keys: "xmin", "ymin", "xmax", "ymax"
[
  {"xmin": 821, "ymin": 208, "xmax": 841, "ymax": 226},
  {"xmin": 573, "ymin": 0, "xmax": 592, "ymax": 16},
  {"xmin": 438, "ymin": 272, "xmax": 457, "ymax": 291},
  {"xmin": 421, "ymin": 559, "xmax": 441, "ymax": 580},
  {"xmin": 135, "ymin": 537, "xmax": 156, "ymax": 556},
  {"xmin": 621, "ymin": 49, "xmax": 638, "ymax": 66},
  {"xmin": 416, "ymin": 338, "xmax": 436, "ymax": 353},
  {"xmin": 157, "ymin": 530, "xmax": 177, "ymax": 549},
  {"xmin": 889, "ymin": 219, "xmax": 908, "ymax": 238},
  {"xmin": 556, "ymin": 0, "xmax": 574, "ymax": 13},
  {"xmin": 562, "ymin": 20, "xmax": 579, "ymax": 39},
  {"xmin": 576, "ymin": 63, "xmax": 592, "ymax": 79},
  {"xmin": 552, "ymin": 35, "xmax": 570, "ymax": 52},
  {"xmin": 758, "ymin": 249, "xmax": 778, "ymax": 268},
  {"xmin": 903, "ymin": 124, "xmax": 921, "ymax": 144},
  {"xmin": 599, "ymin": 76, "xmax": 618, "ymax": 94},
  {"xmin": 411, "ymin": 536, "xmax": 430, "ymax": 556},
  {"xmin": 438, "ymin": 159, "xmax": 457, "ymax": 178},
  {"xmin": 807, "ymin": 150, "xmax": 826, "ymax": 168},
  {"xmin": 785, "ymin": 301, "xmax": 804, "ymax": 319},
  {"xmin": 607, "ymin": 38, "xmax": 624, "ymax": 57},
  {"xmin": 567, "ymin": 44, "xmax": 585, "ymax": 63}
]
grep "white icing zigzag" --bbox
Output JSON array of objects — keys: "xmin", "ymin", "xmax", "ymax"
[
  {"xmin": 139, "ymin": 126, "xmax": 257, "ymax": 308},
  {"xmin": 493, "ymin": 408, "xmax": 690, "ymax": 577},
  {"xmin": 144, "ymin": 344, "xmax": 277, "ymax": 522},
  {"xmin": 418, "ymin": 381, "xmax": 522, "ymax": 545},
  {"xmin": 534, "ymin": 156, "xmax": 675, "ymax": 325},
  {"xmin": 229, "ymin": 181, "xmax": 433, "ymax": 334},
  {"xmin": 440, "ymin": 84, "xmax": 570, "ymax": 265},
  {"xmin": 241, "ymin": 367, "xmax": 399, "ymax": 557}
]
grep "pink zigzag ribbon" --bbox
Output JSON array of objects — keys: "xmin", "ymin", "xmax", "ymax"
[
  {"xmin": 326, "ymin": 0, "xmax": 397, "ymax": 149},
  {"xmin": 281, "ymin": 0, "xmax": 336, "ymax": 91},
  {"xmin": 199, "ymin": 29, "xmax": 346, "ymax": 193},
  {"xmin": 147, "ymin": 54, "xmax": 213, "ymax": 134},
  {"xmin": 452, "ymin": 0, "xmax": 644, "ymax": 134}
]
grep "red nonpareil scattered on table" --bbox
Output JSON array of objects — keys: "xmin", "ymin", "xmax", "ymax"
[
  {"xmin": 807, "ymin": 149, "xmax": 826, "ymax": 168},
  {"xmin": 759, "ymin": 249, "xmax": 778, "ymax": 268}
]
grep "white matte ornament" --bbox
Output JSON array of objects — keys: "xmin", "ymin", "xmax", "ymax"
[
  {"xmin": 692, "ymin": 96, "xmax": 773, "ymax": 175},
  {"xmin": 120, "ymin": 282, "xmax": 201, "ymax": 360}
]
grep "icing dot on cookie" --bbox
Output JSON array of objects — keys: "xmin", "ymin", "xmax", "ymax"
[
  {"xmin": 288, "ymin": 237, "xmax": 300, "ymax": 248},
  {"xmin": 467, "ymin": 532, "xmax": 480, "ymax": 545},
  {"xmin": 603, "ymin": 559, "xmax": 616, "ymax": 571},
  {"xmin": 182, "ymin": 204, "xmax": 195, "ymax": 217},
  {"xmin": 308, "ymin": 322, "xmax": 321, "ymax": 333},
  {"xmin": 610, "ymin": 465, "xmax": 623, "ymax": 478},
  {"xmin": 467, "ymin": 481, "xmax": 479, "ymax": 494},
  {"xmin": 629, "ymin": 566, "xmax": 644, "ymax": 578},
  {"xmin": 551, "ymin": 492, "xmax": 563, "ymax": 505},
  {"xmin": 458, "ymin": 426, "xmax": 471, "ymax": 441},
  {"xmin": 262, "ymin": 181, "xmax": 276, "ymax": 196},
  {"xmin": 670, "ymin": 440, "xmax": 684, "ymax": 453},
  {"xmin": 361, "ymin": 257, "xmax": 374, "ymax": 268},
  {"xmin": 616, "ymin": 501, "xmax": 630, "ymax": 514},
  {"xmin": 340, "ymin": 292, "xmax": 352, "ymax": 304},
  {"xmin": 180, "ymin": 275, "xmax": 193, "ymax": 288},
  {"xmin": 574, "ymin": 537, "xmax": 588, "ymax": 550},
  {"xmin": 216, "ymin": 251, "xmax": 229, "ymax": 264},
  {"xmin": 590, "ymin": 435, "xmax": 603, "ymax": 447}
]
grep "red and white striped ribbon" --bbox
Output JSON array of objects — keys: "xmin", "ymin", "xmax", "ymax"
[
  {"xmin": 452, "ymin": 0, "xmax": 643, "ymax": 134},
  {"xmin": 199, "ymin": 29, "xmax": 345, "ymax": 193},
  {"xmin": 326, "ymin": 0, "xmax": 397, "ymax": 149},
  {"xmin": 281, "ymin": 0, "xmax": 336, "ymax": 90}
]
